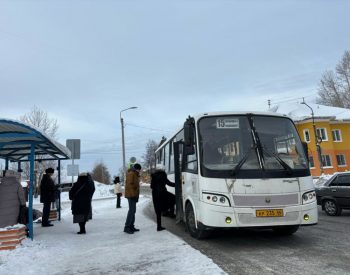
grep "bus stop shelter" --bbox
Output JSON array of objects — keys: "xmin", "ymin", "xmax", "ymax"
[{"xmin": 0, "ymin": 118, "xmax": 71, "ymax": 239}]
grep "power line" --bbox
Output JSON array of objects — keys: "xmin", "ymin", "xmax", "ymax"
[
  {"xmin": 125, "ymin": 123, "xmax": 173, "ymax": 133},
  {"xmin": 269, "ymin": 94, "xmax": 317, "ymax": 106}
]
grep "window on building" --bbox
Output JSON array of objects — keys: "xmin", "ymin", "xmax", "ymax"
[
  {"xmin": 309, "ymin": 156, "xmax": 315, "ymax": 168},
  {"xmin": 321, "ymin": 154, "xmax": 332, "ymax": 167},
  {"xmin": 303, "ymin": 129, "xmax": 310, "ymax": 143},
  {"xmin": 316, "ymin": 128, "xmax": 328, "ymax": 141},
  {"xmin": 336, "ymin": 154, "xmax": 346, "ymax": 166},
  {"xmin": 332, "ymin": 129, "xmax": 342, "ymax": 142}
]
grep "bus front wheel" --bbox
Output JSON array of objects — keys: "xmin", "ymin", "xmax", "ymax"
[{"xmin": 185, "ymin": 203, "xmax": 209, "ymax": 239}]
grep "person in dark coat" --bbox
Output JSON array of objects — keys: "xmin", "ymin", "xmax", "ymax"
[
  {"xmin": 69, "ymin": 173, "xmax": 95, "ymax": 234},
  {"xmin": 151, "ymin": 166, "xmax": 175, "ymax": 231},
  {"xmin": 40, "ymin": 167, "xmax": 57, "ymax": 227}
]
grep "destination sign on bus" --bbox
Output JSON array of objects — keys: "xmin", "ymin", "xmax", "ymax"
[{"xmin": 216, "ymin": 118, "xmax": 239, "ymax": 129}]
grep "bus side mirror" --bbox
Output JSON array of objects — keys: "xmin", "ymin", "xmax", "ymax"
[
  {"xmin": 184, "ymin": 116, "xmax": 195, "ymax": 155},
  {"xmin": 302, "ymin": 142, "xmax": 309, "ymax": 160}
]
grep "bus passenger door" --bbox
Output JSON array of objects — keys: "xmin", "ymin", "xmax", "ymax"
[{"xmin": 174, "ymin": 141, "xmax": 184, "ymax": 223}]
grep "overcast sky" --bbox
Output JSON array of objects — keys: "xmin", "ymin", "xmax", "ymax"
[{"xmin": 1, "ymin": 0, "xmax": 350, "ymax": 177}]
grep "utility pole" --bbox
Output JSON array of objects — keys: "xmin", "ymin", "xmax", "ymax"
[
  {"xmin": 301, "ymin": 98, "xmax": 323, "ymax": 174},
  {"xmin": 120, "ymin": 107, "xmax": 138, "ymax": 182}
]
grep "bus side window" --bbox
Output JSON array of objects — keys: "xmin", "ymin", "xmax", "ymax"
[
  {"xmin": 164, "ymin": 143, "xmax": 170, "ymax": 172},
  {"xmin": 184, "ymin": 134, "xmax": 198, "ymax": 173},
  {"xmin": 169, "ymin": 140, "xmax": 175, "ymax": 174},
  {"xmin": 156, "ymin": 148, "xmax": 163, "ymax": 165}
]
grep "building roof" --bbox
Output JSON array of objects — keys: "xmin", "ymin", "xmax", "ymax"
[
  {"xmin": 270, "ymin": 102, "xmax": 350, "ymax": 122},
  {"xmin": 0, "ymin": 118, "xmax": 71, "ymax": 162}
]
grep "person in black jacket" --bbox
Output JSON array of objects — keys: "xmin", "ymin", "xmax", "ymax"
[
  {"xmin": 40, "ymin": 168, "xmax": 57, "ymax": 227},
  {"xmin": 69, "ymin": 173, "xmax": 95, "ymax": 234},
  {"xmin": 150, "ymin": 167, "xmax": 175, "ymax": 231}
]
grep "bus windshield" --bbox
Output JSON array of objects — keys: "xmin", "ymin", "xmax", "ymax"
[{"xmin": 198, "ymin": 115, "xmax": 309, "ymax": 178}]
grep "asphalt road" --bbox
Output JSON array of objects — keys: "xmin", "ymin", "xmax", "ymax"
[{"xmin": 141, "ymin": 185, "xmax": 350, "ymax": 275}]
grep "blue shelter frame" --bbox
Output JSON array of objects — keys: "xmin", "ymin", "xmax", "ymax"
[{"xmin": 0, "ymin": 118, "xmax": 70, "ymax": 239}]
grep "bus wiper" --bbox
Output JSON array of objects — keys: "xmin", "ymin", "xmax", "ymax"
[
  {"xmin": 262, "ymin": 147, "xmax": 293, "ymax": 175},
  {"xmin": 232, "ymin": 147, "xmax": 253, "ymax": 176}
]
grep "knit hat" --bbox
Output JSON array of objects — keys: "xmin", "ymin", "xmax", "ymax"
[
  {"xmin": 45, "ymin": 168, "xmax": 55, "ymax": 174},
  {"xmin": 133, "ymin": 163, "xmax": 141, "ymax": 171}
]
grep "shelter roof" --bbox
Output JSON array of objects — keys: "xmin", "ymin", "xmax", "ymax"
[{"xmin": 0, "ymin": 118, "xmax": 71, "ymax": 162}]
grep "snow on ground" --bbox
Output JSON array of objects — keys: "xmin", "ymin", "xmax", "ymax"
[{"xmin": 0, "ymin": 193, "xmax": 225, "ymax": 275}]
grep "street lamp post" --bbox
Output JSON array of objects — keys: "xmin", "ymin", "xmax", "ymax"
[
  {"xmin": 301, "ymin": 99, "xmax": 323, "ymax": 174},
  {"xmin": 120, "ymin": 107, "xmax": 138, "ymax": 181}
]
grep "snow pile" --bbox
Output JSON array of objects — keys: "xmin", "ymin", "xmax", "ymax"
[
  {"xmin": 93, "ymin": 181, "xmax": 115, "ymax": 198},
  {"xmin": 0, "ymin": 197, "xmax": 225, "ymax": 275},
  {"xmin": 0, "ymin": 224, "xmax": 26, "ymax": 232},
  {"xmin": 313, "ymin": 174, "xmax": 334, "ymax": 187}
]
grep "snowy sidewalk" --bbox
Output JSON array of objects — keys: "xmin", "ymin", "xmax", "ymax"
[{"xmin": 0, "ymin": 197, "xmax": 225, "ymax": 275}]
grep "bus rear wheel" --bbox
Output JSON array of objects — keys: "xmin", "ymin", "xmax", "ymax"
[
  {"xmin": 273, "ymin": 225, "xmax": 299, "ymax": 235},
  {"xmin": 185, "ymin": 203, "xmax": 209, "ymax": 239}
]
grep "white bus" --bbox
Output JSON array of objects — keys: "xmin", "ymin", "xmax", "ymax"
[{"xmin": 155, "ymin": 112, "xmax": 318, "ymax": 239}]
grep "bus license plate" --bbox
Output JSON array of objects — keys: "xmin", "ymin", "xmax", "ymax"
[{"xmin": 256, "ymin": 209, "xmax": 284, "ymax": 217}]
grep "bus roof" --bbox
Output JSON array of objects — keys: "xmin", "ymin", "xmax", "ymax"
[{"xmin": 191, "ymin": 111, "xmax": 288, "ymax": 121}]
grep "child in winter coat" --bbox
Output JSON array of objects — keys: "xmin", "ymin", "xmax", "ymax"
[{"xmin": 113, "ymin": 176, "xmax": 122, "ymax": 208}]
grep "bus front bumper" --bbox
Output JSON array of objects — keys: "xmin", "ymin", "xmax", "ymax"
[{"xmin": 196, "ymin": 201, "xmax": 318, "ymax": 228}]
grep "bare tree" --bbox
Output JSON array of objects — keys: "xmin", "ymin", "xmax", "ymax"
[
  {"xmin": 20, "ymin": 105, "xmax": 59, "ymax": 139},
  {"xmin": 142, "ymin": 139, "xmax": 158, "ymax": 172},
  {"xmin": 18, "ymin": 106, "xmax": 60, "ymax": 196},
  {"xmin": 317, "ymin": 50, "xmax": 350, "ymax": 108},
  {"xmin": 91, "ymin": 161, "xmax": 111, "ymax": 184},
  {"xmin": 118, "ymin": 167, "xmax": 125, "ymax": 183}
]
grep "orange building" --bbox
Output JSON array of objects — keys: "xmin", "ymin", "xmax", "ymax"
[{"xmin": 272, "ymin": 102, "xmax": 350, "ymax": 176}]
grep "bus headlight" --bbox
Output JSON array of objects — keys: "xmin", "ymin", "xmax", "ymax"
[
  {"xmin": 302, "ymin": 191, "xmax": 316, "ymax": 204},
  {"xmin": 202, "ymin": 193, "xmax": 230, "ymax": 207}
]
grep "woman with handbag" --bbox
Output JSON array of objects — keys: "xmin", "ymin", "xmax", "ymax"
[{"xmin": 69, "ymin": 173, "xmax": 95, "ymax": 234}]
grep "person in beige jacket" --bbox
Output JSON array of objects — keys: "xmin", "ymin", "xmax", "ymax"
[
  {"xmin": 113, "ymin": 176, "xmax": 122, "ymax": 208},
  {"xmin": 123, "ymin": 163, "xmax": 141, "ymax": 234},
  {"xmin": 0, "ymin": 170, "xmax": 26, "ymax": 228}
]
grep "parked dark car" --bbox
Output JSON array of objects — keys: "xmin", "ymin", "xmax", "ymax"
[{"xmin": 315, "ymin": 172, "xmax": 350, "ymax": 216}]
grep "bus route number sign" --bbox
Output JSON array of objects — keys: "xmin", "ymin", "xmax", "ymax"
[{"xmin": 216, "ymin": 118, "xmax": 239, "ymax": 129}]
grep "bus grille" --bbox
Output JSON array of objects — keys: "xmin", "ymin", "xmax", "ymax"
[
  {"xmin": 232, "ymin": 193, "xmax": 299, "ymax": 207},
  {"xmin": 238, "ymin": 211, "xmax": 299, "ymax": 225}
]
